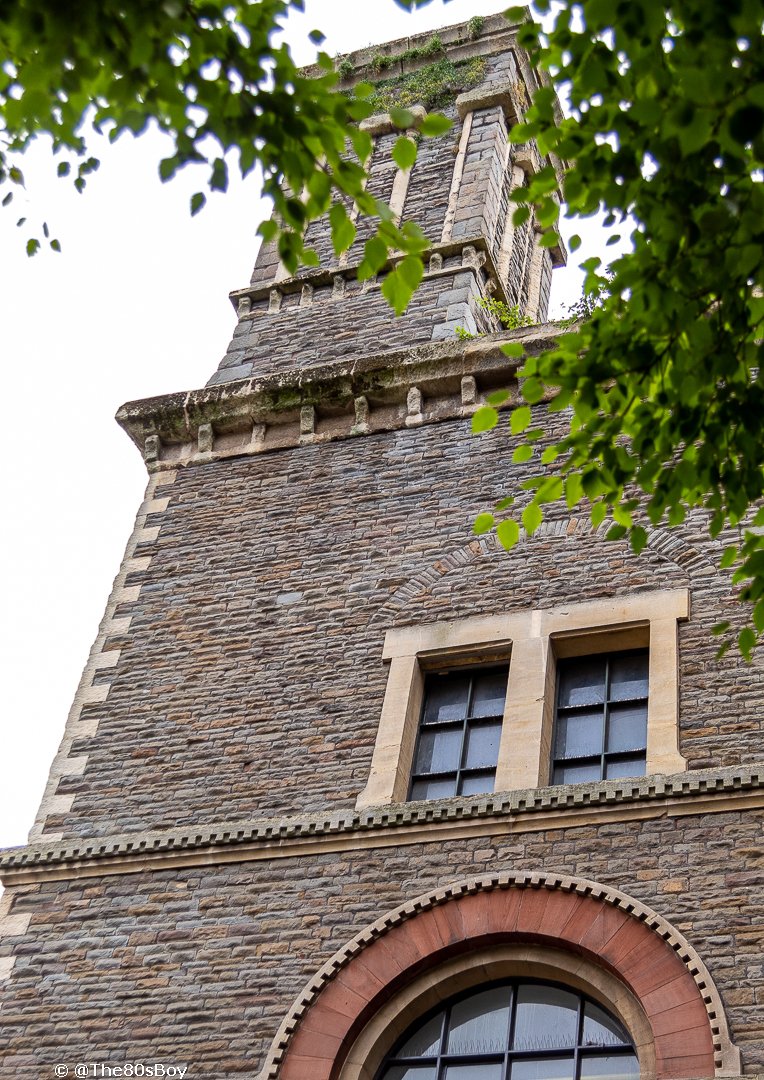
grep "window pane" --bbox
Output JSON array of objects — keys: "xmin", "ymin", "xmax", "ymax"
[
  {"xmin": 396, "ymin": 1011, "xmax": 444, "ymax": 1057},
  {"xmin": 444, "ymin": 1067, "xmax": 503, "ymax": 1080},
  {"xmin": 459, "ymin": 771, "xmax": 495, "ymax": 796},
  {"xmin": 554, "ymin": 762, "xmax": 603, "ymax": 785},
  {"xmin": 423, "ymin": 676, "xmax": 471, "ymax": 723},
  {"xmin": 511, "ymin": 1059, "xmax": 575, "ymax": 1080},
  {"xmin": 609, "ymin": 653, "xmax": 648, "ymax": 702},
  {"xmin": 555, "ymin": 710, "xmax": 603, "ymax": 760},
  {"xmin": 383, "ymin": 1068, "xmax": 437, "ymax": 1080},
  {"xmin": 558, "ymin": 658, "xmax": 606, "ymax": 708},
  {"xmin": 446, "ymin": 986, "xmax": 511, "ymax": 1053},
  {"xmin": 415, "ymin": 728, "xmax": 463, "ymax": 774},
  {"xmin": 410, "ymin": 777, "xmax": 457, "ymax": 801},
  {"xmin": 464, "ymin": 722, "xmax": 502, "ymax": 769},
  {"xmin": 607, "ymin": 704, "xmax": 647, "ymax": 754},
  {"xmin": 605, "ymin": 756, "xmax": 645, "ymax": 780},
  {"xmin": 579, "ymin": 1055, "xmax": 639, "ymax": 1080},
  {"xmin": 471, "ymin": 670, "xmax": 508, "ymax": 717},
  {"xmin": 582, "ymin": 1002, "xmax": 631, "ymax": 1047},
  {"xmin": 512, "ymin": 985, "xmax": 579, "ymax": 1051}
]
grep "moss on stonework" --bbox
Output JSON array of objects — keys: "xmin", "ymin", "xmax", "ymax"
[{"xmin": 365, "ymin": 56, "xmax": 487, "ymax": 114}]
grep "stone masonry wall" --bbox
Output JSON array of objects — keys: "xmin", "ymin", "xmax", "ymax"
[
  {"xmin": 1, "ymin": 809, "xmax": 762, "ymax": 1076},
  {"xmin": 33, "ymin": 408, "xmax": 764, "ymax": 842},
  {"xmin": 213, "ymin": 42, "xmax": 552, "ymax": 386},
  {"xmin": 212, "ymin": 262, "xmax": 492, "ymax": 384}
]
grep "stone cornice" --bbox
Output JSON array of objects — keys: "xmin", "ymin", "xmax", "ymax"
[
  {"xmin": 1, "ymin": 765, "xmax": 761, "ymax": 885},
  {"xmin": 115, "ymin": 322, "xmax": 563, "ymax": 470}
]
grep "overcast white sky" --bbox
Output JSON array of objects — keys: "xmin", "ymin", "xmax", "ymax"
[{"xmin": 0, "ymin": 0, "xmax": 613, "ymax": 851}]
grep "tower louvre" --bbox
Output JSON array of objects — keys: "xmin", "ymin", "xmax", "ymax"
[{"xmin": 0, "ymin": 12, "xmax": 761, "ymax": 1080}]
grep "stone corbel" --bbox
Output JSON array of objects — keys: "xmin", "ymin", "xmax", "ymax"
[
  {"xmin": 359, "ymin": 105, "xmax": 427, "ymax": 137},
  {"xmin": 456, "ymin": 81, "xmax": 515, "ymax": 122}
]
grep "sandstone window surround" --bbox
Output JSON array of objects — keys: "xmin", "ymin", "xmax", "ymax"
[{"xmin": 355, "ymin": 588, "xmax": 689, "ymax": 810}]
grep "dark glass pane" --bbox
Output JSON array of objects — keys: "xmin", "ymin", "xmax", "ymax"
[
  {"xmin": 579, "ymin": 1054, "xmax": 639, "ymax": 1080},
  {"xmin": 423, "ymin": 675, "xmax": 471, "ymax": 723},
  {"xmin": 471, "ymin": 669, "xmax": 508, "ymax": 718},
  {"xmin": 607, "ymin": 704, "xmax": 647, "ymax": 754},
  {"xmin": 511, "ymin": 1059, "xmax": 575, "ymax": 1080},
  {"xmin": 444, "ymin": 1067, "xmax": 503, "ymax": 1080},
  {"xmin": 383, "ymin": 1068, "xmax": 437, "ymax": 1080},
  {"xmin": 558, "ymin": 658, "xmax": 606, "ymax": 708},
  {"xmin": 459, "ymin": 771, "xmax": 495, "ymax": 796},
  {"xmin": 609, "ymin": 653, "xmax": 649, "ymax": 702},
  {"xmin": 512, "ymin": 985, "xmax": 578, "ymax": 1051},
  {"xmin": 446, "ymin": 986, "xmax": 511, "ymax": 1053},
  {"xmin": 464, "ymin": 722, "xmax": 502, "ymax": 769},
  {"xmin": 605, "ymin": 756, "xmax": 645, "ymax": 780},
  {"xmin": 396, "ymin": 1011, "xmax": 444, "ymax": 1057},
  {"xmin": 554, "ymin": 761, "xmax": 603, "ymax": 785},
  {"xmin": 415, "ymin": 728, "xmax": 463, "ymax": 774},
  {"xmin": 555, "ymin": 710, "xmax": 603, "ymax": 760},
  {"xmin": 410, "ymin": 777, "xmax": 457, "ymax": 801},
  {"xmin": 582, "ymin": 1002, "xmax": 631, "ymax": 1047}
]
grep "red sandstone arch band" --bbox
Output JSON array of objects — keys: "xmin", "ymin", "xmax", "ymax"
[{"xmin": 262, "ymin": 872, "xmax": 741, "ymax": 1080}]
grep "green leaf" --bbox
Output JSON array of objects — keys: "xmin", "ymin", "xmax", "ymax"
[
  {"xmin": 739, "ymin": 627, "xmax": 756, "ymax": 661},
  {"xmin": 510, "ymin": 405, "xmax": 532, "ymax": 435},
  {"xmin": 495, "ymin": 496, "xmax": 515, "ymax": 511},
  {"xmin": 630, "ymin": 526, "xmax": 648, "ymax": 555},
  {"xmin": 522, "ymin": 502, "xmax": 542, "ymax": 535},
  {"xmin": 472, "ymin": 406, "xmax": 499, "ymax": 434},
  {"xmin": 606, "ymin": 524, "xmax": 628, "ymax": 541},
  {"xmin": 473, "ymin": 512, "xmax": 495, "ymax": 536},
  {"xmin": 521, "ymin": 377, "xmax": 544, "ymax": 404},
  {"xmin": 358, "ymin": 235, "xmax": 388, "ymax": 280},
  {"xmin": 329, "ymin": 202, "xmax": 356, "ymax": 257},
  {"xmin": 486, "ymin": 389, "xmax": 510, "ymax": 407},
  {"xmin": 497, "ymin": 518, "xmax": 520, "ymax": 550},
  {"xmin": 502, "ymin": 342, "xmax": 524, "ymax": 359},
  {"xmin": 26, "ymin": 238, "xmax": 40, "ymax": 256},
  {"xmin": 513, "ymin": 443, "xmax": 534, "ymax": 463},
  {"xmin": 389, "ymin": 107, "xmax": 415, "ymax": 129},
  {"xmin": 565, "ymin": 473, "xmax": 583, "ymax": 509},
  {"xmin": 190, "ymin": 192, "xmax": 206, "ymax": 216},
  {"xmin": 392, "ymin": 136, "xmax": 417, "ymax": 172},
  {"xmin": 720, "ymin": 545, "xmax": 738, "ymax": 569},
  {"xmin": 590, "ymin": 501, "xmax": 607, "ymax": 528},
  {"xmin": 419, "ymin": 113, "xmax": 452, "ymax": 136},
  {"xmin": 210, "ymin": 158, "xmax": 228, "ymax": 193}
]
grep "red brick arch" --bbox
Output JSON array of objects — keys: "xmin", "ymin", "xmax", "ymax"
[{"xmin": 264, "ymin": 873, "xmax": 739, "ymax": 1080}]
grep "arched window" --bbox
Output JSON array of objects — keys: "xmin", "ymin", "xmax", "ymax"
[{"xmin": 377, "ymin": 980, "xmax": 639, "ymax": 1080}]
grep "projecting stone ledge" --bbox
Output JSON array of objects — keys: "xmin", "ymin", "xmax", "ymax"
[
  {"xmin": 0, "ymin": 763, "xmax": 761, "ymax": 884},
  {"xmin": 114, "ymin": 324, "xmax": 565, "ymax": 471}
]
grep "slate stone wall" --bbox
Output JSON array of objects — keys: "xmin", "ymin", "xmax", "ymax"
[
  {"xmin": 1, "ymin": 810, "xmax": 762, "ymax": 1076},
  {"xmin": 33, "ymin": 407, "xmax": 762, "ymax": 842}
]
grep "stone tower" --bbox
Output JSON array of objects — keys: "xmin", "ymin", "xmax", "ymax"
[{"xmin": 1, "ymin": 13, "xmax": 761, "ymax": 1080}]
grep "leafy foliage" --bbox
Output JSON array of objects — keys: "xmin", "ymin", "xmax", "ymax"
[
  {"xmin": 0, "ymin": 0, "xmax": 440, "ymax": 310},
  {"xmin": 364, "ymin": 57, "xmax": 487, "ymax": 114},
  {"xmin": 457, "ymin": 296, "xmax": 534, "ymax": 340},
  {"xmin": 484, "ymin": 0, "xmax": 764, "ymax": 655}
]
